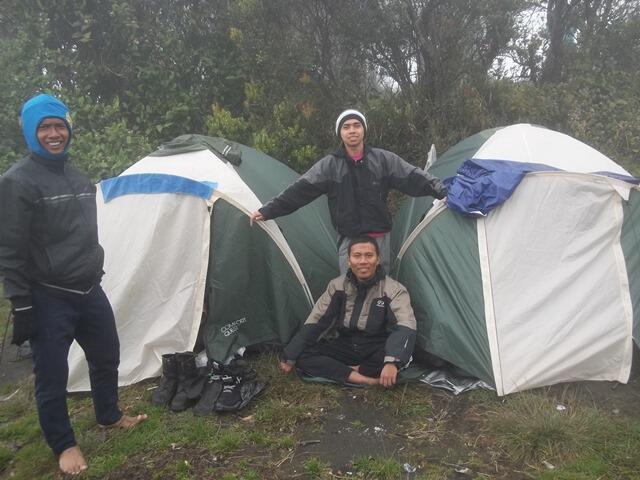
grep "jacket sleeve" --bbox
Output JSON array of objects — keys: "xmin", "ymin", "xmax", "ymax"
[
  {"xmin": 383, "ymin": 284, "xmax": 417, "ymax": 366},
  {"xmin": 283, "ymin": 279, "xmax": 343, "ymax": 363},
  {"xmin": 0, "ymin": 174, "xmax": 35, "ymax": 308},
  {"xmin": 384, "ymin": 151, "xmax": 447, "ymax": 199},
  {"xmin": 259, "ymin": 158, "xmax": 331, "ymax": 220}
]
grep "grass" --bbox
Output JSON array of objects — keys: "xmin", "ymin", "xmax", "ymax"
[
  {"xmin": 352, "ymin": 456, "xmax": 404, "ymax": 479},
  {"xmin": 488, "ymin": 389, "xmax": 640, "ymax": 478},
  {"xmin": 303, "ymin": 457, "xmax": 331, "ymax": 478},
  {"xmin": 1, "ymin": 287, "xmax": 640, "ymax": 478}
]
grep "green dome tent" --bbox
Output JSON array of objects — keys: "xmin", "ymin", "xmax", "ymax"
[
  {"xmin": 67, "ymin": 135, "xmax": 338, "ymax": 391},
  {"xmin": 392, "ymin": 124, "xmax": 640, "ymax": 395}
]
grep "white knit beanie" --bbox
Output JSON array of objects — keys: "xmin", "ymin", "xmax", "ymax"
[{"xmin": 335, "ymin": 109, "xmax": 367, "ymax": 135}]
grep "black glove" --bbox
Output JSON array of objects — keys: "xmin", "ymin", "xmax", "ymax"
[
  {"xmin": 11, "ymin": 307, "xmax": 37, "ymax": 345},
  {"xmin": 433, "ymin": 181, "xmax": 448, "ymax": 200}
]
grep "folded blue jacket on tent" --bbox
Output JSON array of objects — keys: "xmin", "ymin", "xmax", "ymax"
[{"xmin": 444, "ymin": 159, "xmax": 638, "ymax": 217}]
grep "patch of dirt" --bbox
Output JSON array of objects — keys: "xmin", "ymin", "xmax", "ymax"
[{"xmin": 277, "ymin": 388, "xmax": 412, "ymax": 476}]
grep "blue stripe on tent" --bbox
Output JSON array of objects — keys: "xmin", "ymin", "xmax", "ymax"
[
  {"xmin": 100, "ymin": 174, "xmax": 217, "ymax": 203},
  {"xmin": 444, "ymin": 159, "xmax": 639, "ymax": 217}
]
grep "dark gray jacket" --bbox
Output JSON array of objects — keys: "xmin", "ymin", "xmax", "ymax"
[
  {"xmin": 260, "ymin": 145, "xmax": 446, "ymax": 237},
  {"xmin": 283, "ymin": 268, "xmax": 417, "ymax": 366},
  {"xmin": 0, "ymin": 154, "xmax": 104, "ymax": 308}
]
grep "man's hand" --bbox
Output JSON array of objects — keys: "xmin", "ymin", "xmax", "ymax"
[
  {"xmin": 249, "ymin": 211, "xmax": 264, "ymax": 225},
  {"xmin": 11, "ymin": 307, "xmax": 37, "ymax": 345},
  {"xmin": 279, "ymin": 361, "xmax": 294, "ymax": 374},
  {"xmin": 379, "ymin": 363, "xmax": 398, "ymax": 388}
]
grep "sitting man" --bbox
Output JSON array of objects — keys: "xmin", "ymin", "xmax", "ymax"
[{"xmin": 279, "ymin": 236, "xmax": 416, "ymax": 387}]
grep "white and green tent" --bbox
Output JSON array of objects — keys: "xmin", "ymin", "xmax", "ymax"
[
  {"xmin": 392, "ymin": 124, "xmax": 640, "ymax": 395},
  {"xmin": 67, "ymin": 135, "xmax": 337, "ymax": 391}
]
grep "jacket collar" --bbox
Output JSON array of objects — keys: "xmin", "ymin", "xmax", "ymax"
[
  {"xmin": 335, "ymin": 143, "xmax": 372, "ymax": 161},
  {"xmin": 29, "ymin": 152, "xmax": 67, "ymax": 172},
  {"xmin": 346, "ymin": 265, "xmax": 385, "ymax": 289}
]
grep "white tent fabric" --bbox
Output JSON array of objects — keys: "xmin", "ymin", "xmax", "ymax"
[
  {"xmin": 67, "ymin": 148, "xmax": 313, "ymax": 391},
  {"xmin": 122, "ymin": 149, "xmax": 258, "ymax": 208},
  {"xmin": 474, "ymin": 123, "xmax": 630, "ymax": 176},
  {"xmin": 480, "ymin": 173, "xmax": 634, "ymax": 395},
  {"xmin": 67, "ymin": 192, "xmax": 211, "ymax": 391}
]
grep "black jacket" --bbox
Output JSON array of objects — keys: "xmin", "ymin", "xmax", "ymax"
[
  {"xmin": 283, "ymin": 268, "xmax": 417, "ymax": 366},
  {"xmin": 0, "ymin": 154, "xmax": 104, "ymax": 308},
  {"xmin": 259, "ymin": 145, "xmax": 447, "ymax": 237}
]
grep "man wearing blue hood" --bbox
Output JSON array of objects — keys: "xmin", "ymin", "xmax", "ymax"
[{"xmin": 0, "ymin": 94, "xmax": 146, "ymax": 475}]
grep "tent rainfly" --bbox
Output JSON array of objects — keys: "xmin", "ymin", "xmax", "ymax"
[
  {"xmin": 392, "ymin": 124, "xmax": 640, "ymax": 395},
  {"xmin": 67, "ymin": 135, "xmax": 338, "ymax": 392}
]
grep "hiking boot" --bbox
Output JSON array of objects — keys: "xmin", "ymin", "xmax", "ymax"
[
  {"xmin": 170, "ymin": 352, "xmax": 206, "ymax": 412},
  {"xmin": 152, "ymin": 353, "xmax": 179, "ymax": 407},
  {"xmin": 193, "ymin": 361, "xmax": 224, "ymax": 416}
]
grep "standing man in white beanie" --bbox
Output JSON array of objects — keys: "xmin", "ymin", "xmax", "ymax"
[{"xmin": 250, "ymin": 109, "xmax": 446, "ymax": 273}]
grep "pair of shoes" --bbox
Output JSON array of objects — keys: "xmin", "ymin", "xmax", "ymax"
[
  {"xmin": 193, "ymin": 358, "xmax": 265, "ymax": 414},
  {"xmin": 152, "ymin": 352, "xmax": 206, "ymax": 412}
]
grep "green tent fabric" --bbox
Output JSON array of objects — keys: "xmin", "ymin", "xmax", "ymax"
[
  {"xmin": 203, "ymin": 199, "xmax": 312, "ymax": 361},
  {"xmin": 621, "ymin": 188, "xmax": 640, "ymax": 345},
  {"xmin": 396, "ymin": 209, "xmax": 492, "ymax": 384}
]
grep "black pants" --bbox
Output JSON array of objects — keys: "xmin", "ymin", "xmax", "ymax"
[
  {"xmin": 31, "ymin": 284, "xmax": 122, "ymax": 455},
  {"xmin": 296, "ymin": 334, "xmax": 386, "ymax": 383}
]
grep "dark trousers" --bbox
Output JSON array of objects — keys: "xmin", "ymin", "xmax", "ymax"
[
  {"xmin": 296, "ymin": 334, "xmax": 386, "ymax": 383},
  {"xmin": 31, "ymin": 284, "xmax": 122, "ymax": 455}
]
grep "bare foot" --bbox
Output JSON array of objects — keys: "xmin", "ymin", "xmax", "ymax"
[
  {"xmin": 346, "ymin": 370, "xmax": 379, "ymax": 386},
  {"xmin": 100, "ymin": 413, "xmax": 147, "ymax": 429},
  {"xmin": 59, "ymin": 445, "xmax": 87, "ymax": 476}
]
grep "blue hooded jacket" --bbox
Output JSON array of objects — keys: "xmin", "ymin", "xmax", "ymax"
[{"xmin": 19, "ymin": 94, "xmax": 73, "ymax": 160}]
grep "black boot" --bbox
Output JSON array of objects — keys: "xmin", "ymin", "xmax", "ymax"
[
  {"xmin": 152, "ymin": 353, "xmax": 179, "ymax": 407},
  {"xmin": 193, "ymin": 360, "xmax": 224, "ymax": 416},
  {"xmin": 170, "ymin": 352, "xmax": 206, "ymax": 412}
]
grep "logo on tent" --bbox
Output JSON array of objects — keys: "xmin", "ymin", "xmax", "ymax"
[{"xmin": 220, "ymin": 317, "xmax": 247, "ymax": 337}]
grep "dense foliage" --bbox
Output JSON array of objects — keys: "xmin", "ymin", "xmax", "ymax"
[{"xmin": 1, "ymin": 0, "xmax": 638, "ymax": 179}]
